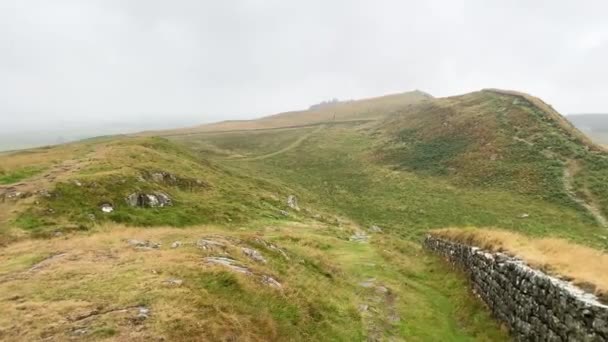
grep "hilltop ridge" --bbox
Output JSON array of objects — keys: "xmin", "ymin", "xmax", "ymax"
[{"xmin": 146, "ymin": 90, "xmax": 432, "ymax": 136}]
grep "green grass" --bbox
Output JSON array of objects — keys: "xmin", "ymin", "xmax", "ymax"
[
  {"xmin": 212, "ymin": 124, "xmax": 604, "ymax": 247},
  {"xmin": 388, "ymin": 133, "xmax": 470, "ymax": 175},
  {"xmin": 0, "ymin": 166, "xmax": 44, "ymax": 184},
  {"xmin": 15, "ymin": 137, "xmax": 303, "ymax": 233}
]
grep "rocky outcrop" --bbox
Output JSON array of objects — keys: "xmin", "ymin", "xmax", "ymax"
[
  {"xmin": 424, "ymin": 235, "xmax": 608, "ymax": 341},
  {"xmin": 140, "ymin": 170, "xmax": 209, "ymax": 189},
  {"xmin": 204, "ymin": 257, "xmax": 251, "ymax": 274},
  {"xmin": 149, "ymin": 171, "xmax": 177, "ymax": 184},
  {"xmin": 241, "ymin": 247, "xmax": 266, "ymax": 263},
  {"xmin": 126, "ymin": 192, "xmax": 172, "ymax": 208}
]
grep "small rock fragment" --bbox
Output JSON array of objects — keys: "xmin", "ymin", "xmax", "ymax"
[
  {"xmin": 170, "ymin": 241, "xmax": 182, "ymax": 249},
  {"xmin": 349, "ymin": 231, "xmax": 369, "ymax": 243},
  {"xmin": 254, "ymin": 238, "xmax": 290, "ymax": 260},
  {"xmin": 163, "ymin": 278, "xmax": 183, "ymax": 286},
  {"xmin": 127, "ymin": 239, "xmax": 160, "ymax": 250},
  {"xmin": 204, "ymin": 257, "xmax": 251, "ymax": 274},
  {"xmin": 242, "ymin": 247, "xmax": 266, "ymax": 263},
  {"xmin": 359, "ymin": 278, "xmax": 376, "ymax": 288},
  {"xmin": 287, "ymin": 195, "xmax": 300, "ymax": 211},
  {"xmin": 369, "ymin": 225, "xmax": 383, "ymax": 233},
  {"xmin": 375, "ymin": 286, "xmax": 389, "ymax": 294},
  {"xmin": 260, "ymin": 275, "xmax": 282, "ymax": 288},
  {"xmin": 196, "ymin": 239, "xmax": 225, "ymax": 250},
  {"xmin": 136, "ymin": 307, "xmax": 150, "ymax": 320},
  {"xmin": 100, "ymin": 203, "xmax": 114, "ymax": 213},
  {"xmin": 71, "ymin": 328, "xmax": 88, "ymax": 336}
]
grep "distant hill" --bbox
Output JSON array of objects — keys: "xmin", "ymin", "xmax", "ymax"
[
  {"xmin": 0, "ymin": 119, "xmax": 201, "ymax": 152},
  {"xmin": 147, "ymin": 90, "xmax": 433, "ymax": 136},
  {"xmin": 567, "ymin": 114, "xmax": 608, "ymax": 144}
]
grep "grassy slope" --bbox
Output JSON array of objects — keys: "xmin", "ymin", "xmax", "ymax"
[
  {"xmin": 2, "ymin": 88, "xmax": 605, "ymax": 340},
  {"xmin": 375, "ymin": 90, "xmax": 608, "ymax": 226},
  {"xmin": 206, "ymin": 123, "xmax": 605, "ymax": 247},
  {"xmin": 6, "ymin": 137, "xmax": 302, "ymax": 237},
  {"xmin": 0, "ymin": 137, "xmax": 509, "ymax": 340}
]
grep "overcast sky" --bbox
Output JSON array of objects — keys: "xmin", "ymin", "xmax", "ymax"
[{"xmin": 1, "ymin": 0, "xmax": 608, "ymax": 134}]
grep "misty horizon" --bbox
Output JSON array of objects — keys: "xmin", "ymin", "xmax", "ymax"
[
  {"xmin": 1, "ymin": 87, "xmax": 608, "ymax": 151},
  {"xmin": 2, "ymin": 1, "xmax": 608, "ymax": 149},
  {"xmin": 3, "ymin": 2, "xmax": 608, "ymax": 120}
]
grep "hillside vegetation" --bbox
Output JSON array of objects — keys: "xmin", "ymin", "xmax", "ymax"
[
  {"xmin": 375, "ymin": 90, "xmax": 608, "ymax": 225},
  {"xmin": 1, "ymin": 88, "xmax": 607, "ymax": 340}
]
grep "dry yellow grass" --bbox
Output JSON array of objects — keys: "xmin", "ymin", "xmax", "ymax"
[
  {"xmin": 2, "ymin": 219, "xmax": 417, "ymax": 341},
  {"xmin": 0, "ymin": 224, "xmax": 329, "ymax": 341},
  {"xmin": 431, "ymin": 228, "xmax": 608, "ymax": 300}
]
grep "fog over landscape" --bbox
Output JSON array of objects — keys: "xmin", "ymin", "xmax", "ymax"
[
  {"xmin": 1, "ymin": 0, "xmax": 608, "ymax": 150},
  {"xmin": 5, "ymin": 2, "xmax": 608, "ymax": 340}
]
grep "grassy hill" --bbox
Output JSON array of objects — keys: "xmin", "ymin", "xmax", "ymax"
[
  {"xmin": 376, "ymin": 90, "xmax": 606, "ymax": 209},
  {"xmin": 0, "ymin": 88, "xmax": 607, "ymax": 340}
]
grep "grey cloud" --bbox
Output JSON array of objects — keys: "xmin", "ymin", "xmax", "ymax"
[{"xmin": 1, "ymin": 0, "xmax": 608, "ymax": 136}]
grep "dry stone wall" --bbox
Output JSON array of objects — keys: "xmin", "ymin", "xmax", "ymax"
[{"xmin": 424, "ymin": 235, "xmax": 608, "ymax": 341}]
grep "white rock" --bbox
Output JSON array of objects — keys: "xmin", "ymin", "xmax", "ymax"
[{"xmin": 100, "ymin": 203, "xmax": 114, "ymax": 213}]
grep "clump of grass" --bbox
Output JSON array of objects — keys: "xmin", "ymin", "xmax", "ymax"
[
  {"xmin": 0, "ymin": 166, "xmax": 44, "ymax": 184},
  {"xmin": 431, "ymin": 227, "xmax": 608, "ymax": 300}
]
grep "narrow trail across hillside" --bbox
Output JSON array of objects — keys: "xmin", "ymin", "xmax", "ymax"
[
  {"xmin": 563, "ymin": 160, "xmax": 608, "ymax": 228},
  {"xmin": 228, "ymin": 124, "xmax": 326, "ymax": 161}
]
